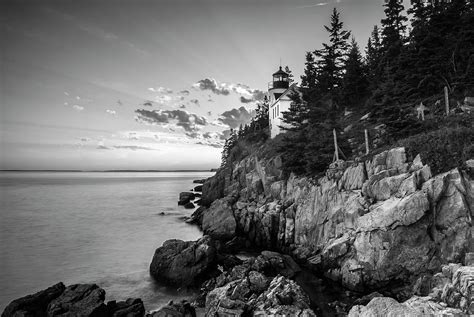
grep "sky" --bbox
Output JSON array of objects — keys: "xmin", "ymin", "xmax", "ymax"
[{"xmin": 1, "ymin": 0, "xmax": 401, "ymax": 170}]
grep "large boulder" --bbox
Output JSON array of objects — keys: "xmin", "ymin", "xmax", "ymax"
[
  {"xmin": 46, "ymin": 284, "xmax": 108, "ymax": 316},
  {"xmin": 149, "ymin": 236, "xmax": 217, "ymax": 286},
  {"xmin": 2, "ymin": 282, "xmax": 66, "ymax": 317},
  {"xmin": 202, "ymin": 198, "xmax": 236, "ymax": 240}
]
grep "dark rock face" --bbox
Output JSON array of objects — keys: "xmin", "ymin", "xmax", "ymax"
[
  {"xmin": 183, "ymin": 202, "xmax": 195, "ymax": 209},
  {"xmin": 193, "ymin": 179, "xmax": 206, "ymax": 184},
  {"xmin": 2, "ymin": 283, "xmax": 145, "ymax": 317},
  {"xmin": 193, "ymin": 185, "xmax": 203, "ymax": 192},
  {"xmin": 47, "ymin": 284, "xmax": 108, "ymax": 316},
  {"xmin": 178, "ymin": 192, "xmax": 195, "ymax": 206},
  {"xmin": 149, "ymin": 236, "xmax": 217, "ymax": 286},
  {"xmin": 107, "ymin": 298, "xmax": 145, "ymax": 317},
  {"xmin": 2, "ymin": 282, "xmax": 66, "ymax": 317}
]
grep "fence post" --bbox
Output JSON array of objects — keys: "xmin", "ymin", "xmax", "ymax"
[
  {"xmin": 364, "ymin": 129, "xmax": 370, "ymax": 155},
  {"xmin": 444, "ymin": 86, "xmax": 450, "ymax": 115},
  {"xmin": 333, "ymin": 129, "xmax": 339, "ymax": 161}
]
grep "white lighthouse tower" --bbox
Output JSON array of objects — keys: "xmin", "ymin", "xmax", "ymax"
[{"xmin": 268, "ymin": 66, "xmax": 298, "ymax": 138}]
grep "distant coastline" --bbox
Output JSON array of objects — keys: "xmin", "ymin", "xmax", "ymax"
[{"xmin": 1, "ymin": 169, "xmax": 217, "ymax": 173}]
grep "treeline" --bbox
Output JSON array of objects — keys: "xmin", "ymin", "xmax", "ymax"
[
  {"xmin": 279, "ymin": 0, "xmax": 474, "ymax": 175},
  {"xmin": 220, "ymin": 97, "xmax": 270, "ymax": 167},
  {"xmin": 220, "ymin": 0, "xmax": 474, "ymax": 174}
]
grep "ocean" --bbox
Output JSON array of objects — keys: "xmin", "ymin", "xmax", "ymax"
[{"xmin": 0, "ymin": 171, "xmax": 214, "ymax": 312}]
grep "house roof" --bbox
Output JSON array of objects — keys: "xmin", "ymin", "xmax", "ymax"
[{"xmin": 270, "ymin": 83, "xmax": 299, "ymax": 107}]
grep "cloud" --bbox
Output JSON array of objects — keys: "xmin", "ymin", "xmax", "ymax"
[
  {"xmin": 296, "ymin": 2, "xmax": 329, "ymax": 8},
  {"xmin": 240, "ymin": 96, "xmax": 253, "ymax": 103},
  {"xmin": 128, "ymin": 132, "xmax": 139, "ymax": 140},
  {"xmin": 106, "ymin": 109, "xmax": 117, "ymax": 115},
  {"xmin": 193, "ymin": 78, "xmax": 265, "ymax": 102},
  {"xmin": 64, "ymin": 92, "xmax": 69, "ymax": 96},
  {"xmin": 64, "ymin": 102, "xmax": 69, "ymax": 106},
  {"xmin": 218, "ymin": 106, "xmax": 255, "ymax": 129},
  {"xmin": 148, "ymin": 87, "xmax": 173, "ymax": 94},
  {"xmin": 97, "ymin": 145, "xmax": 110, "ymax": 150},
  {"xmin": 113, "ymin": 145, "xmax": 156, "ymax": 151},
  {"xmin": 180, "ymin": 90, "xmax": 190, "ymax": 95},
  {"xmin": 190, "ymin": 99, "xmax": 199, "ymax": 105},
  {"xmin": 135, "ymin": 109, "xmax": 208, "ymax": 132},
  {"xmin": 73, "ymin": 105, "xmax": 84, "ymax": 111},
  {"xmin": 80, "ymin": 137, "xmax": 91, "ymax": 142},
  {"xmin": 142, "ymin": 100, "xmax": 154, "ymax": 107},
  {"xmin": 76, "ymin": 96, "xmax": 81, "ymax": 100},
  {"xmin": 179, "ymin": 105, "xmax": 186, "ymax": 109},
  {"xmin": 193, "ymin": 78, "xmax": 230, "ymax": 95}
]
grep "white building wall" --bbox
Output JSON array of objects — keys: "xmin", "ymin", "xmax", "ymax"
[{"xmin": 269, "ymin": 97, "xmax": 292, "ymax": 138}]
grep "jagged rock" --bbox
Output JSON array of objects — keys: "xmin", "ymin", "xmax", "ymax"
[
  {"xmin": 193, "ymin": 185, "xmax": 203, "ymax": 192},
  {"xmin": 248, "ymin": 271, "xmax": 269, "ymax": 293},
  {"xmin": 200, "ymin": 146, "xmax": 473, "ymax": 292},
  {"xmin": 47, "ymin": 284, "xmax": 108, "ymax": 316},
  {"xmin": 253, "ymin": 276, "xmax": 316, "ymax": 316},
  {"xmin": 149, "ymin": 236, "xmax": 217, "ymax": 286},
  {"xmin": 148, "ymin": 300, "xmax": 196, "ymax": 317},
  {"xmin": 348, "ymin": 297, "xmax": 418, "ymax": 316},
  {"xmin": 107, "ymin": 298, "xmax": 145, "ymax": 317},
  {"xmin": 341, "ymin": 163, "xmax": 367, "ymax": 190},
  {"xmin": 205, "ymin": 281, "xmax": 247, "ymax": 316},
  {"xmin": 2, "ymin": 282, "xmax": 66, "ymax": 317},
  {"xmin": 202, "ymin": 198, "xmax": 236, "ymax": 240}
]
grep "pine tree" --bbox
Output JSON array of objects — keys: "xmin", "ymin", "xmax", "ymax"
[
  {"xmin": 285, "ymin": 66, "xmax": 295, "ymax": 84},
  {"xmin": 314, "ymin": 8, "xmax": 351, "ymax": 98},
  {"xmin": 365, "ymin": 25, "xmax": 383, "ymax": 89},
  {"xmin": 300, "ymin": 52, "xmax": 318, "ymax": 89},
  {"xmin": 341, "ymin": 37, "xmax": 368, "ymax": 109},
  {"xmin": 380, "ymin": 0, "xmax": 407, "ymax": 59}
]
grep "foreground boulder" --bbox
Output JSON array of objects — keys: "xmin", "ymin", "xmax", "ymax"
[
  {"xmin": 47, "ymin": 284, "xmax": 107, "ymax": 316},
  {"xmin": 2, "ymin": 282, "xmax": 66, "ymax": 317},
  {"xmin": 2, "ymin": 283, "xmax": 145, "ymax": 317},
  {"xmin": 149, "ymin": 236, "xmax": 217, "ymax": 286}
]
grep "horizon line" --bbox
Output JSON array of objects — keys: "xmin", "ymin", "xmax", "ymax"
[{"xmin": 0, "ymin": 169, "xmax": 217, "ymax": 173}]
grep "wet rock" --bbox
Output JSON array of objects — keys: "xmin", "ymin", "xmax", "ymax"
[
  {"xmin": 107, "ymin": 298, "xmax": 145, "ymax": 317},
  {"xmin": 47, "ymin": 284, "xmax": 107, "ymax": 316},
  {"xmin": 193, "ymin": 185, "xmax": 203, "ymax": 192},
  {"xmin": 178, "ymin": 192, "xmax": 196, "ymax": 205},
  {"xmin": 148, "ymin": 300, "xmax": 196, "ymax": 317},
  {"xmin": 2, "ymin": 282, "xmax": 66, "ymax": 317},
  {"xmin": 193, "ymin": 179, "xmax": 206, "ymax": 184},
  {"xmin": 149, "ymin": 236, "xmax": 217, "ymax": 286},
  {"xmin": 184, "ymin": 202, "xmax": 195, "ymax": 209}
]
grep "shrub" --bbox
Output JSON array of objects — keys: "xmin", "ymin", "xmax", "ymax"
[{"xmin": 396, "ymin": 126, "xmax": 474, "ymax": 175}]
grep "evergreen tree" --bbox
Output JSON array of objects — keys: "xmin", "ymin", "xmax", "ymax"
[
  {"xmin": 300, "ymin": 52, "xmax": 318, "ymax": 89},
  {"xmin": 365, "ymin": 25, "xmax": 383, "ymax": 88},
  {"xmin": 314, "ymin": 8, "xmax": 351, "ymax": 98},
  {"xmin": 380, "ymin": 0, "xmax": 407, "ymax": 59},
  {"xmin": 341, "ymin": 37, "xmax": 368, "ymax": 109},
  {"xmin": 285, "ymin": 66, "xmax": 295, "ymax": 84}
]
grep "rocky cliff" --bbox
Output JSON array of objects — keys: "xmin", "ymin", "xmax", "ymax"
[{"xmin": 199, "ymin": 147, "xmax": 473, "ymax": 293}]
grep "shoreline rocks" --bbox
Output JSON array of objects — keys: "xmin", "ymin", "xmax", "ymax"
[{"xmin": 2, "ymin": 283, "xmax": 145, "ymax": 317}]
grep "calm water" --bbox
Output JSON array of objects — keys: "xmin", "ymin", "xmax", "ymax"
[{"xmin": 0, "ymin": 171, "xmax": 213, "ymax": 312}]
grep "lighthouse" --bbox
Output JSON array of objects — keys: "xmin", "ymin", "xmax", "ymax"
[
  {"xmin": 268, "ymin": 66, "xmax": 299, "ymax": 138},
  {"xmin": 268, "ymin": 66, "xmax": 290, "ymax": 103}
]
